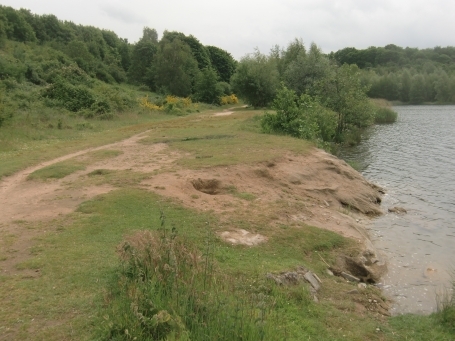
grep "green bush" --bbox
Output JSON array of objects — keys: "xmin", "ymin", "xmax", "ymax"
[
  {"xmin": 261, "ymin": 85, "xmax": 337, "ymax": 143},
  {"xmin": 42, "ymin": 80, "xmax": 96, "ymax": 112},
  {"xmin": 193, "ymin": 67, "xmax": 223, "ymax": 104},
  {"xmin": 374, "ymin": 107, "xmax": 398, "ymax": 124}
]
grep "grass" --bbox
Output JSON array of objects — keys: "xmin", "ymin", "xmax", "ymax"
[
  {"xmin": 1, "ymin": 102, "xmax": 454, "ymax": 340},
  {"xmin": 435, "ymin": 270, "xmax": 455, "ymax": 333},
  {"xmin": 139, "ymin": 111, "xmax": 312, "ymax": 169},
  {"xmin": 0, "ymin": 189, "xmax": 392, "ymax": 340},
  {"xmin": 226, "ymin": 185, "xmax": 257, "ymax": 201},
  {"xmin": 27, "ymin": 160, "xmax": 87, "ymax": 180},
  {"xmin": 0, "ymin": 82, "xmax": 215, "ymax": 180},
  {"xmin": 81, "ymin": 169, "xmax": 152, "ymax": 188}
]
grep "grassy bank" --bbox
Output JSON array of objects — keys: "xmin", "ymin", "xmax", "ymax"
[{"xmin": 0, "ymin": 107, "xmax": 453, "ymax": 340}]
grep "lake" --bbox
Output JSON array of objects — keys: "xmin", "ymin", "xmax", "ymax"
[{"xmin": 338, "ymin": 105, "xmax": 455, "ymax": 315}]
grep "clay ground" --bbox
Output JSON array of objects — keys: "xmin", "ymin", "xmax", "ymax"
[{"xmin": 0, "ymin": 111, "xmax": 384, "ymax": 280}]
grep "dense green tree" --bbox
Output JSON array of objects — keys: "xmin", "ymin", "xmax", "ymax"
[
  {"xmin": 231, "ymin": 50, "xmax": 280, "ymax": 107},
  {"xmin": 409, "ymin": 74, "xmax": 427, "ymax": 104},
  {"xmin": 162, "ymin": 31, "xmax": 211, "ymax": 70},
  {"xmin": 142, "ymin": 27, "xmax": 158, "ymax": 44},
  {"xmin": 284, "ymin": 43, "xmax": 330, "ymax": 96},
  {"xmin": 193, "ymin": 67, "xmax": 223, "ymax": 103},
  {"xmin": 152, "ymin": 38, "xmax": 199, "ymax": 97},
  {"xmin": 316, "ymin": 64, "xmax": 374, "ymax": 141},
  {"xmin": 368, "ymin": 74, "xmax": 400, "ymax": 100},
  {"xmin": 66, "ymin": 40, "xmax": 94, "ymax": 69},
  {"xmin": 128, "ymin": 28, "xmax": 159, "ymax": 85},
  {"xmin": 118, "ymin": 39, "xmax": 132, "ymax": 71},
  {"xmin": 39, "ymin": 14, "xmax": 74, "ymax": 43},
  {"xmin": 400, "ymin": 70, "xmax": 412, "ymax": 102},
  {"xmin": 206, "ymin": 45, "xmax": 237, "ymax": 83},
  {"xmin": 435, "ymin": 72, "xmax": 455, "ymax": 103},
  {"xmin": 0, "ymin": 5, "xmax": 36, "ymax": 42},
  {"xmin": 0, "ymin": 12, "xmax": 7, "ymax": 47},
  {"xmin": 282, "ymin": 39, "xmax": 306, "ymax": 72}
]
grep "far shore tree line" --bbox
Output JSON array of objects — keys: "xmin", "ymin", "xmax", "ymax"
[{"xmin": 1, "ymin": 5, "xmax": 454, "ymax": 144}]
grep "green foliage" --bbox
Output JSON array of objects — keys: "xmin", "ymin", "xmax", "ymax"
[
  {"xmin": 316, "ymin": 64, "xmax": 374, "ymax": 141},
  {"xmin": 335, "ymin": 44, "xmax": 455, "ymax": 104},
  {"xmin": 231, "ymin": 50, "xmax": 280, "ymax": 107},
  {"xmin": 152, "ymin": 38, "xmax": 199, "ymax": 97},
  {"xmin": 261, "ymin": 85, "xmax": 337, "ymax": 143},
  {"xmin": 0, "ymin": 87, "xmax": 13, "ymax": 127},
  {"xmin": 333, "ymin": 44, "xmax": 455, "ymax": 70},
  {"xmin": 409, "ymin": 74, "xmax": 427, "ymax": 104},
  {"xmin": 217, "ymin": 81, "xmax": 232, "ymax": 95},
  {"xmin": 100, "ymin": 215, "xmax": 280, "ymax": 341},
  {"xmin": 374, "ymin": 107, "xmax": 398, "ymax": 124},
  {"xmin": 284, "ymin": 42, "xmax": 330, "ymax": 96},
  {"xmin": 163, "ymin": 31, "xmax": 211, "ymax": 70},
  {"xmin": 42, "ymin": 79, "xmax": 96, "ymax": 112},
  {"xmin": 0, "ymin": 5, "xmax": 37, "ymax": 42},
  {"xmin": 193, "ymin": 67, "xmax": 223, "ymax": 104},
  {"xmin": 206, "ymin": 45, "xmax": 237, "ymax": 83},
  {"xmin": 128, "ymin": 31, "xmax": 158, "ymax": 85}
]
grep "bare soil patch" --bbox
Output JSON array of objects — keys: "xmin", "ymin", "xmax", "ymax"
[{"xmin": 1, "ymin": 128, "xmax": 384, "ymax": 282}]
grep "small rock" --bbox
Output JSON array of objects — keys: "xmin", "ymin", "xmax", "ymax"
[
  {"xmin": 368, "ymin": 299, "xmax": 372, "ymax": 303},
  {"xmin": 358, "ymin": 283, "xmax": 367, "ymax": 289},
  {"xmin": 304, "ymin": 272, "xmax": 321, "ymax": 291},
  {"xmin": 326, "ymin": 269, "xmax": 334, "ymax": 276},
  {"xmin": 388, "ymin": 206, "xmax": 407, "ymax": 214},
  {"xmin": 341, "ymin": 272, "xmax": 360, "ymax": 282},
  {"xmin": 373, "ymin": 299, "xmax": 377, "ymax": 303}
]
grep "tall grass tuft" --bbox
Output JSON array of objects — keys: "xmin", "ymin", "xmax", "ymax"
[
  {"xmin": 374, "ymin": 107, "xmax": 398, "ymax": 124},
  {"xmin": 99, "ymin": 212, "xmax": 281, "ymax": 340},
  {"xmin": 435, "ymin": 271, "xmax": 455, "ymax": 333}
]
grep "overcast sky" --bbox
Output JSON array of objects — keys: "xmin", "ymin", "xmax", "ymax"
[{"xmin": 2, "ymin": 0, "xmax": 454, "ymax": 59}]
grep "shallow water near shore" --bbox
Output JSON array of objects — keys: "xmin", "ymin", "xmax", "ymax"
[{"xmin": 339, "ymin": 105, "xmax": 455, "ymax": 315}]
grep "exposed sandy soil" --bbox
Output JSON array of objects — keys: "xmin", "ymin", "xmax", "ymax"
[{"xmin": 0, "ymin": 123, "xmax": 384, "ymax": 279}]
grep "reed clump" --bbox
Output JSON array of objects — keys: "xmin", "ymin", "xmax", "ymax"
[
  {"xmin": 435, "ymin": 271, "xmax": 455, "ymax": 333},
  {"xmin": 100, "ymin": 213, "xmax": 280, "ymax": 340},
  {"xmin": 374, "ymin": 107, "xmax": 398, "ymax": 124}
]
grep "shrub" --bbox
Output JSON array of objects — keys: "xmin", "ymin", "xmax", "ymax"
[
  {"xmin": 139, "ymin": 96, "xmax": 162, "ymax": 111},
  {"xmin": 217, "ymin": 81, "xmax": 232, "ymax": 96},
  {"xmin": 193, "ymin": 67, "xmax": 223, "ymax": 104},
  {"xmin": 45, "ymin": 63, "xmax": 93, "ymax": 87},
  {"xmin": 261, "ymin": 85, "xmax": 337, "ymax": 143},
  {"xmin": 374, "ymin": 107, "xmax": 398, "ymax": 124},
  {"xmin": 42, "ymin": 80, "xmax": 96, "ymax": 112},
  {"xmin": 220, "ymin": 94, "xmax": 239, "ymax": 105}
]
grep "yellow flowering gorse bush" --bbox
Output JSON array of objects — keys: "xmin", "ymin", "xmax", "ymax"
[
  {"xmin": 139, "ymin": 96, "xmax": 162, "ymax": 111},
  {"xmin": 220, "ymin": 94, "xmax": 239, "ymax": 105}
]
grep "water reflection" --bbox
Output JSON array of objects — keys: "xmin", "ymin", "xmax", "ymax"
[{"xmin": 338, "ymin": 105, "xmax": 455, "ymax": 315}]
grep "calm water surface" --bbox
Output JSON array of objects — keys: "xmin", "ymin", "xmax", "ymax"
[{"xmin": 339, "ymin": 105, "xmax": 455, "ymax": 315}]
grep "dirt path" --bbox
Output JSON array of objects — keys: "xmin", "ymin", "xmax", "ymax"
[{"xmin": 0, "ymin": 130, "xmax": 179, "ymax": 277}]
